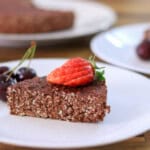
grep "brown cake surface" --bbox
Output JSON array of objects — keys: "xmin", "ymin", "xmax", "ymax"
[
  {"xmin": 7, "ymin": 77, "xmax": 109, "ymax": 122},
  {"xmin": 0, "ymin": 0, "xmax": 74, "ymax": 33}
]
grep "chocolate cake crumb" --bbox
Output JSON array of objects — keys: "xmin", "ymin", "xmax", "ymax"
[{"xmin": 7, "ymin": 77, "xmax": 110, "ymax": 122}]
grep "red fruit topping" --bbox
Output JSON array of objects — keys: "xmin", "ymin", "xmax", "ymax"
[
  {"xmin": 47, "ymin": 57, "xmax": 105, "ymax": 87},
  {"xmin": 136, "ymin": 29, "xmax": 150, "ymax": 60},
  {"xmin": 136, "ymin": 40, "xmax": 150, "ymax": 60}
]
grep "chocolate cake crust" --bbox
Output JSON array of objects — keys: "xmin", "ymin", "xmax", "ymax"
[
  {"xmin": 7, "ymin": 77, "xmax": 109, "ymax": 122},
  {"xmin": 0, "ymin": 0, "xmax": 74, "ymax": 33}
]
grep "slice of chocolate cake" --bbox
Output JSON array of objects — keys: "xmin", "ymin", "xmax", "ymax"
[
  {"xmin": 0, "ymin": 0, "xmax": 74, "ymax": 33},
  {"xmin": 7, "ymin": 77, "xmax": 109, "ymax": 122}
]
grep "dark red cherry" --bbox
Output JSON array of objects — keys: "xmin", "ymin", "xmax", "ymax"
[
  {"xmin": 136, "ymin": 40, "xmax": 150, "ymax": 60},
  {"xmin": 15, "ymin": 67, "xmax": 37, "ymax": 82},
  {"xmin": 0, "ymin": 66, "xmax": 9, "ymax": 75},
  {"xmin": 0, "ymin": 74, "xmax": 16, "ymax": 101},
  {"xmin": 0, "ymin": 66, "xmax": 16, "ymax": 79}
]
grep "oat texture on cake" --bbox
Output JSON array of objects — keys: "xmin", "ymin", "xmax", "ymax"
[{"xmin": 7, "ymin": 77, "xmax": 109, "ymax": 122}]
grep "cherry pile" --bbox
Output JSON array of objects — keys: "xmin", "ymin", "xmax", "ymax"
[
  {"xmin": 0, "ymin": 66, "xmax": 37, "ymax": 101},
  {"xmin": 0, "ymin": 41, "xmax": 37, "ymax": 101}
]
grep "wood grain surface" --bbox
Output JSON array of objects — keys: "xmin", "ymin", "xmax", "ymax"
[{"xmin": 0, "ymin": 0, "xmax": 150, "ymax": 149}]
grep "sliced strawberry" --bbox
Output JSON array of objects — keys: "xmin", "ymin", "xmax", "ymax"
[{"xmin": 47, "ymin": 57, "xmax": 105, "ymax": 87}]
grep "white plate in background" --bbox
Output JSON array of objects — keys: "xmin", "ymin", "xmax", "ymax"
[
  {"xmin": 0, "ymin": 58, "xmax": 150, "ymax": 149},
  {"xmin": 0, "ymin": 0, "xmax": 116, "ymax": 47},
  {"xmin": 91, "ymin": 23, "xmax": 150, "ymax": 75}
]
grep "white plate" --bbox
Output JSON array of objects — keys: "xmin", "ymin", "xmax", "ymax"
[
  {"xmin": 0, "ymin": 58, "xmax": 150, "ymax": 149},
  {"xmin": 0, "ymin": 0, "xmax": 116, "ymax": 47},
  {"xmin": 91, "ymin": 23, "xmax": 150, "ymax": 75}
]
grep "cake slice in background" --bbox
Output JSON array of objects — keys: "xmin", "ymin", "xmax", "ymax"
[{"xmin": 0, "ymin": 0, "xmax": 74, "ymax": 33}]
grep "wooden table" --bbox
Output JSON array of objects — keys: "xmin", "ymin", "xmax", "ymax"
[{"xmin": 0, "ymin": 0, "xmax": 150, "ymax": 149}]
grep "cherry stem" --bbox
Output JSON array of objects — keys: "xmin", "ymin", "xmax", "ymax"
[
  {"xmin": 28, "ymin": 41, "xmax": 36, "ymax": 68},
  {"xmin": 6, "ymin": 41, "xmax": 36, "ymax": 80}
]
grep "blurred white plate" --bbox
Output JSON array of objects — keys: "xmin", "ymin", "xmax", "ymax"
[
  {"xmin": 0, "ymin": 0, "xmax": 116, "ymax": 47},
  {"xmin": 0, "ymin": 58, "xmax": 150, "ymax": 149},
  {"xmin": 91, "ymin": 23, "xmax": 150, "ymax": 75}
]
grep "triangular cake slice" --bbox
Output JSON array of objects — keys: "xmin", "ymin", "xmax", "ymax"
[{"xmin": 7, "ymin": 77, "xmax": 109, "ymax": 122}]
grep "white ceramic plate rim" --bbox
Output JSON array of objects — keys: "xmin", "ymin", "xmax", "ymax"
[
  {"xmin": 90, "ymin": 22, "xmax": 150, "ymax": 75},
  {"xmin": 0, "ymin": 122, "xmax": 149, "ymax": 149},
  {"xmin": 0, "ymin": 58, "xmax": 150, "ymax": 149}
]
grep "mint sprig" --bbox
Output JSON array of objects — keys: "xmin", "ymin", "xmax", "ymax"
[
  {"xmin": 89, "ymin": 56, "xmax": 105, "ymax": 81},
  {"xmin": 6, "ymin": 41, "xmax": 36, "ymax": 80}
]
